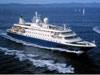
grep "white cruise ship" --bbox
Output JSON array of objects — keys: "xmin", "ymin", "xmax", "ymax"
[{"xmin": 7, "ymin": 12, "xmax": 96, "ymax": 53}]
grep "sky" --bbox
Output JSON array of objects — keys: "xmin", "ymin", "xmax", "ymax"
[{"xmin": 0, "ymin": 0, "xmax": 100, "ymax": 4}]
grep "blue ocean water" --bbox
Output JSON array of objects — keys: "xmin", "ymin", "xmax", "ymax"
[{"xmin": 0, "ymin": 4, "xmax": 100, "ymax": 74}]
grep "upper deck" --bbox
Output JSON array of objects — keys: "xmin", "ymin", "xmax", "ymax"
[{"xmin": 14, "ymin": 23, "xmax": 72, "ymax": 33}]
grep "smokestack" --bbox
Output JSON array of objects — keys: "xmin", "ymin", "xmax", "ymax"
[{"xmin": 19, "ymin": 16, "xmax": 25, "ymax": 24}]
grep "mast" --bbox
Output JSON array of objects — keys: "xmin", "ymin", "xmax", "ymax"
[
  {"xmin": 32, "ymin": 12, "xmax": 42, "ymax": 23},
  {"xmin": 63, "ymin": 24, "xmax": 66, "ymax": 31},
  {"xmin": 35, "ymin": 12, "xmax": 38, "ymax": 17}
]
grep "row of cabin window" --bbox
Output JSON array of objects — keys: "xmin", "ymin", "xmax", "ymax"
[
  {"xmin": 26, "ymin": 28, "xmax": 59, "ymax": 34},
  {"xmin": 26, "ymin": 30, "xmax": 63, "ymax": 39},
  {"xmin": 26, "ymin": 31, "xmax": 50, "ymax": 36},
  {"xmin": 26, "ymin": 34, "xmax": 61, "ymax": 43}
]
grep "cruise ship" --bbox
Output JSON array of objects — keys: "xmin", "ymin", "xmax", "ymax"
[{"xmin": 7, "ymin": 12, "xmax": 96, "ymax": 53}]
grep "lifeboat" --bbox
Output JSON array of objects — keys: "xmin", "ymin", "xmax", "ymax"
[
  {"xmin": 18, "ymin": 28, "xmax": 25, "ymax": 33},
  {"xmin": 18, "ymin": 28, "xmax": 24, "ymax": 31},
  {"xmin": 12, "ymin": 26, "xmax": 16, "ymax": 30}
]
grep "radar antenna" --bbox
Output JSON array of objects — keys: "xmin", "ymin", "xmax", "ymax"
[{"xmin": 32, "ymin": 12, "xmax": 42, "ymax": 23}]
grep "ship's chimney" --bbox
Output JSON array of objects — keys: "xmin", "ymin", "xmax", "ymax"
[{"xmin": 19, "ymin": 16, "xmax": 25, "ymax": 24}]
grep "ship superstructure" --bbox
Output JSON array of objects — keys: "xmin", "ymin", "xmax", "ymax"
[{"xmin": 7, "ymin": 12, "xmax": 96, "ymax": 52}]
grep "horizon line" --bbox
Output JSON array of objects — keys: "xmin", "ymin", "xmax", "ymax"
[{"xmin": 0, "ymin": 2, "xmax": 100, "ymax": 4}]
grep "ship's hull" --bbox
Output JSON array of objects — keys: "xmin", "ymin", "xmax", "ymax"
[{"xmin": 7, "ymin": 32, "xmax": 94, "ymax": 53}]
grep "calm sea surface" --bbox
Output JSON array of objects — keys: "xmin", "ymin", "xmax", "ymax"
[{"xmin": 0, "ymin": 4, "xmax": 100, "ymax": 74}]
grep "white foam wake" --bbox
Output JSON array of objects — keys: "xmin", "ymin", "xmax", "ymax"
[
  {"xmin": 93, "ymin": 26, "xmax": 100, "ymax": 34},
  {"xmin": 0, "ymin": 33, "xmax": 83, "ymax": 55},
  {"xmin": 0, "ymin": 30, "xmax": 6, "ymax": 36},
  {"xmin": 0, "ymin": 47, "xmax": 75, "ymax": 73}
]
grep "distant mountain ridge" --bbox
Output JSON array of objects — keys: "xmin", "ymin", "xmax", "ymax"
[{"xmin": 0, "ymin": 3, "xmax": 100, "ymax": 8}]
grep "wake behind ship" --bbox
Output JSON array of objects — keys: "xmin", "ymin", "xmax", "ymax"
[{"xmin": 7, "ymin": 12, "xmax": 96, "ymax": 54}]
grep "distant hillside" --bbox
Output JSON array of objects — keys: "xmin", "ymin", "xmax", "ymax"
[
  {"xmin": 46, "ymin": 3, "xmax": 100, "ymax": 7},
  {"xmin": 0, "ymin": 3, "xmax": 43, "ymax": 8},
  {"xmin": 0, "ymin": 3, "xmax": 100, "ymax": 8}
]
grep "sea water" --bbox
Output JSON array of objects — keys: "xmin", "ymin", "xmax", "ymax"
[{"xmin": 0, "ymin": 4, "xmax": 100, "ymax": 74}]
